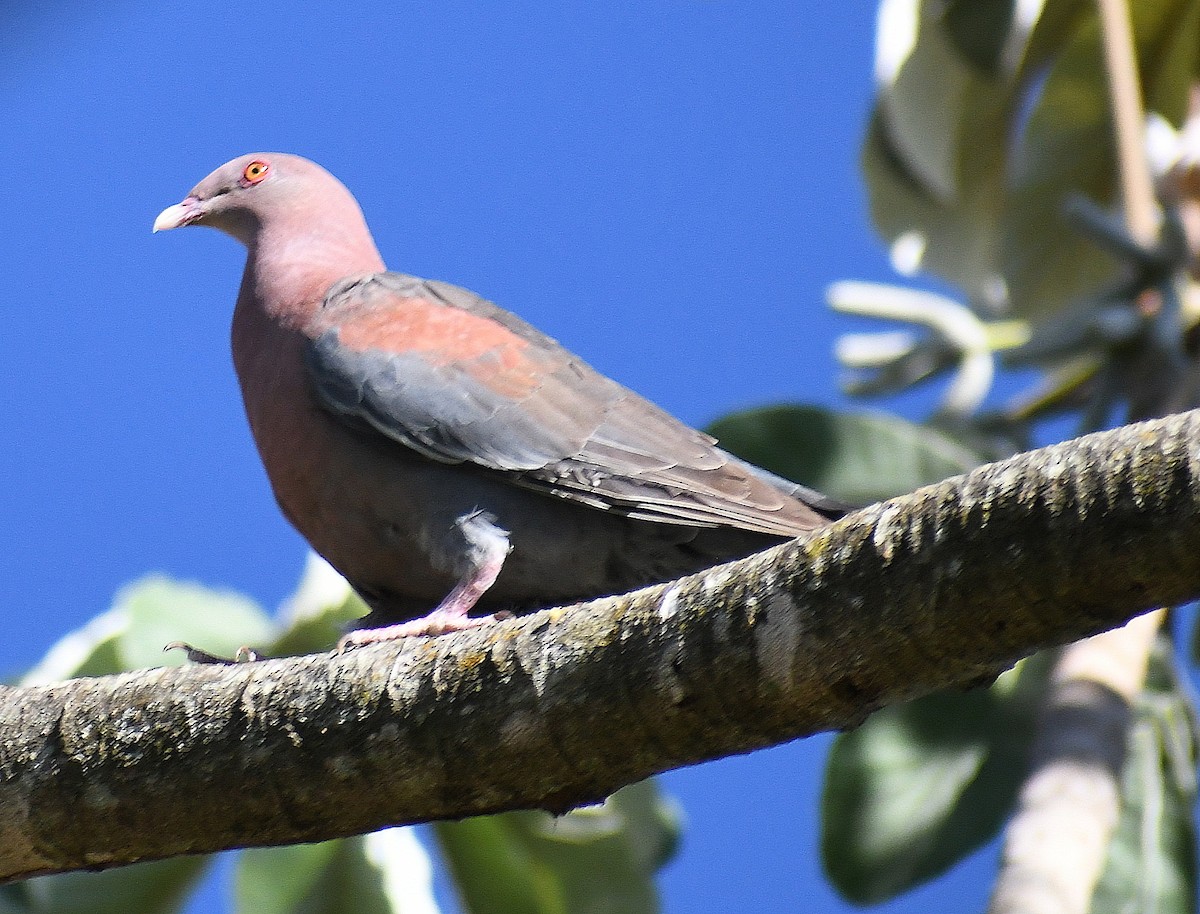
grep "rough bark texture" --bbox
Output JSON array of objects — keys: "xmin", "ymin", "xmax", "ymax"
[{"xmin": 3, "ymin": 410, "xmax": 1200, "ymax": 882}]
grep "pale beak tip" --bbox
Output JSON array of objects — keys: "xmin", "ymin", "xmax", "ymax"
[{"xmin": 153, "ymin": 200, "xmax": 197, "ymax": 234}]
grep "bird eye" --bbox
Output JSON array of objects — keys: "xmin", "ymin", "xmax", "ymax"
[{"xmin": 241, "ymin": 161, "xmax": 270, "ymax": 185}]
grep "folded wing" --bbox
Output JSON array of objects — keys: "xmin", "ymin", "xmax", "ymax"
[{"xmin": 305, "ymin": 272, "xmax": 835, "ymax": 536}]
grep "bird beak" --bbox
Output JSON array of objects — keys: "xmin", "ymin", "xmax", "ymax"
[{"xmin": 153, "ymin": 196, "xmax": 204, "ymax": 233}]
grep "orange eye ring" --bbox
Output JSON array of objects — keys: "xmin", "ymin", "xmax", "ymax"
[{"xmin": 241, "ymin": 160, "xmax": 270, "ymax": 185}]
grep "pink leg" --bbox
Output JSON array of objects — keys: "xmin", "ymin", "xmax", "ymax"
[{"xmin": 338, "ymin": 511, "xmax": 511, "ymax": 650}]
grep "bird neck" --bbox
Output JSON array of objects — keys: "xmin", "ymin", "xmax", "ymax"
[{"xmin": 239, "ymin": 225, "xmax": 386, "ymax": 331}]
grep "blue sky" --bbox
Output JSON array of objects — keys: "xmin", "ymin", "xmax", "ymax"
[{"xmin": 1, "ymin": 3, "xmax": 992, "ymax": 911}]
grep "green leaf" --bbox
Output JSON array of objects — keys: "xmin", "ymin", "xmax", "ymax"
[
  {"xmin": 865, "ymin": 0, "xmax": 1085, "ymax": 306},
  {"xmin": 865, "ymin": 0, "xmax": 1200, "ymax": 322},
  {"xmin": 235, "ymin": 831, "xmax": 437, "ymax": 914},
  {"xmin": 877, "ymin": 0, "xmax": 982, "ymax": 203},
  {"xmin": 435, "ymin": 817, "xmax": 550, "ymax": 914},
  {"xmin": 1142, "ymin": 0, "xmax": 1200, "ymax": 127},
  {"xmin": 602, "ymin": 780, "xmax": 682, "ymax": 874},
  {"xmin": 867, "ymin": 3, "xmax": 1013, "ymax": 302},
  {"xmin": 708, "ymin": 405, "xmax": 985, "ymax": 505},
  {"xmin": 1091, "ymin": 637, "xmax": 1198, "ymax": 913},
  {"xmin": 269, "ymin": 555, "xmax": 369, "ymax": 657},
  {"xmin": 435, "ymin": 780, "xmax": 679, "ymax": 914},
  {"xmin": 116, "ymin": 576, "xmax": 275, "ymax": 670},
  {"xmin": 0, "ymin": 885, "xmax": 29, "ymax": 914},
  {"xmin": 20, "ymin": 608, "xmax": 130, "ymax": 683},
  {"xmin": 822, "ymin": 652, "xmax": 1052, "ymax": 903},
  {"xmin": 12, "ymin": 858, "xmax": 209, "ymax": 914},
  {"xmin": 22, "ymin": 577, "xmax": 276, "ymax": 681},
  {"xmin": 942, "ymin": 0, "xmax": 1016, "ymax": 75},
  {"xmin": 236, "ymin": 843, "xmax": 342, "ymax": 914},
  {"xmin": 269, "ymin": 591, "xmax": 367, "ymax": 656},
  {"xmin": 1001, "ymin": 0, "xmax": 1199, "ymax": 319}
]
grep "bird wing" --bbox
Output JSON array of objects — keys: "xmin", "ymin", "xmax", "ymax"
[{"xmin": 305, "ymin": 272, "xmax": 833, "ymax": 536}]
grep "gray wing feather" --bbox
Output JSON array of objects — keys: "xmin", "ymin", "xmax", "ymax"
[{"xmin": 306, "ymin": 272, "xmax": 837, "ymax": 535}]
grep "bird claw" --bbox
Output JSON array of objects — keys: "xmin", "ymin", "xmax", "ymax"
[
  {"xmin": 164, "ymin": 641, "xmax": 265, "ymax": 664},
  {"xmin": 336, "ymin": 610, "xmax": 498, "ymax": 651}
]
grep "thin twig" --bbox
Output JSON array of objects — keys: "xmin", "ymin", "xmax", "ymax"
[{"xmin": 1097, "ymin": 0, "xmax": 1158, "ymax": 244}]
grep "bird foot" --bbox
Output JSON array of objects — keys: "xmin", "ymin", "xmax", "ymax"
[
  {"xmin": 338, "ymin": 511, "xmax": 513, "ymax": 651},
  {"xmin": 164, "ymin": 642, "xmax": 264, "ymax": 664},
  {"xmin": 337, "ymin": 609, "xmax": 498, "ymax": 651}
]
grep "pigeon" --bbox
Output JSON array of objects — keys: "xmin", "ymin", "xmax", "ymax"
[{"xmin": 155, "ymin": 153, "xmax": 840, "ymax": 647}]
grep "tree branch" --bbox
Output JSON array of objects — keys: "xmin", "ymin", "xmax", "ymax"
[{"xmin": 5, "ymin": 410, "xmax": 1200, "ymax": 883}]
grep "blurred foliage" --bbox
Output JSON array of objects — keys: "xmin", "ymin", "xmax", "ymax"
[
  {"xmin": 853, "ymin": 0, "xmax": 1200, "ymax": 438},
  {"xmin": 1091, "ymin": 636, "xmax": 1199, "ymax": 914},
  {"xmin": 0, "ymin": 859, "xmax": 209, "ymax": 914},
  {"xmin": 818, "ymin": 0, "xmax": 1200, "ymax": 908},
  {"xmin": 436, "ymin": 781, "xmax": 680, "ymax": 914},
  {"xmin": 867, "ymin": 0, "xmax": 1199, "ymax": 320},
  {"xmin": 709, "ymin": 404, "xmax": 987, "ymax": 505},
  {"xmin": 822, "ymin": 653, "xmax": 1052, "ymax": 903}
]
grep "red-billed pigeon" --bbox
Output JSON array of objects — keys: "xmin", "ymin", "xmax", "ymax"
[{"xmin": 155, "ymin": 153, "xmax": 841, "ymax": 647}]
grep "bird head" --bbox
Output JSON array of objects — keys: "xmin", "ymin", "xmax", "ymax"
[{"xmin": 153, "ymin": 153, "xmax": 367, "ymax": 249}]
